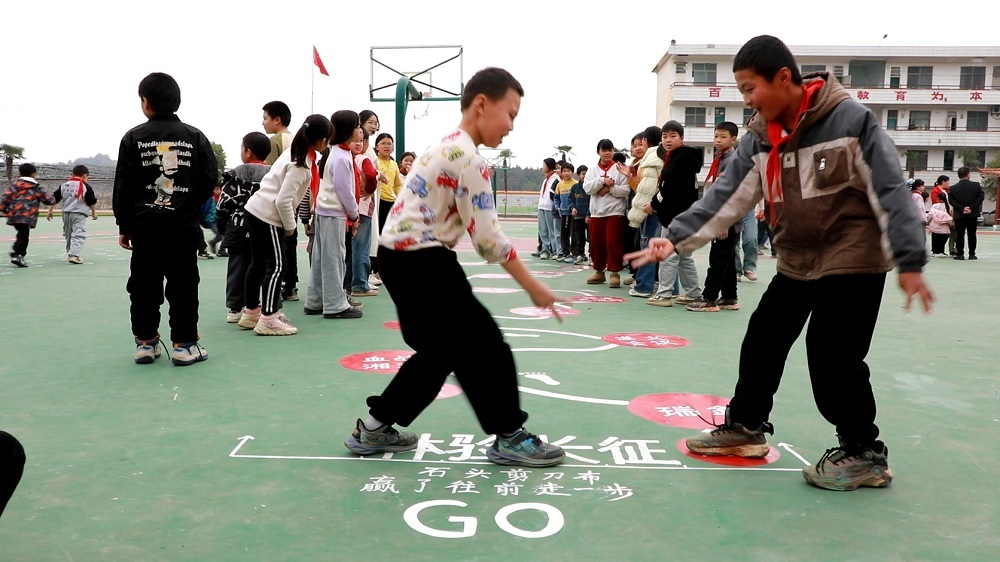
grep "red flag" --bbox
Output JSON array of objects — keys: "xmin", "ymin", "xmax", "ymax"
[{"xmin": 313, "ymin": 45, "xmax": 329, "ymax": 76}]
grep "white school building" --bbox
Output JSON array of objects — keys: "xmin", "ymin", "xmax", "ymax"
[{"xmin": 652, "ymin": 42, "xmax": 1000, "ymax": 213}]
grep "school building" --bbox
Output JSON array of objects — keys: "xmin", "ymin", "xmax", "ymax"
[{"xmin": 652, "ymin": 42, "xmax": 1000, "ymax": 213}]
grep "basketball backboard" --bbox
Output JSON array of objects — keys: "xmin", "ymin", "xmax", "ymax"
[{"xmin": 370, "ymin": 45, "xmax": 464, "ymax": 102}]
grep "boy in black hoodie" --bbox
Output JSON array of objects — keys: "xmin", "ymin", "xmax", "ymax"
[
  {"xmin": 643, "ymin": 121, "xmax": 704, "ymax": 307},
  {"xmin": 113, "ymin": 72, "xmax": 218, "ymax": 366}
]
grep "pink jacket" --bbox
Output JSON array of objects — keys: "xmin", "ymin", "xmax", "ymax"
[{"xmin": 926, "ymin": 203, "xmax": 953, "ymax": 235}]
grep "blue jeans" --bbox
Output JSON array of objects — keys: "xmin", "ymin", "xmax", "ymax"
[
  {"xmin": 634, "ymin": 214, "xmax": 661, "ymax": 293},
  {"xmin": 735, "ymin": 210, "xmax": 759, "ymax": 274},
  {"xmin": 351, "ymin": 215, "xmax": 372, "ymax": 291},
  {"xmin": 538, "ymin": 209, "xmax": 557, "ymax": 254}
]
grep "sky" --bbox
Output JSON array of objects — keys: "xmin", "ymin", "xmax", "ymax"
[{"xmin": 6, "ymin": 0, "xmax": 997, "ymax": 171}]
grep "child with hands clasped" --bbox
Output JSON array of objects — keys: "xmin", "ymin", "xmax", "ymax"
[
  {"xmin": 583, "ymin": 139, "xmax": 630, "ymax": 288},
  {"xmin": 344, "ymin": 67, "xmax": 566, "ymax": 468},
  {"xmin": 627, "ymin": 36, "xmax": 933, "ymax": 492}
]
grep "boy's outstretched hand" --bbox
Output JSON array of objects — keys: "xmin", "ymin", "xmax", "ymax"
[
  {"xmin": 624, "ymin": 238, "xmax": 676, "ymax": 268},
  {"xmin": 525, "ymin": 282, "xmax": 565, "ymax": 324},
  {"xmin": 898, "ymin": 271, "xmax": 934, "ymax": 314}
]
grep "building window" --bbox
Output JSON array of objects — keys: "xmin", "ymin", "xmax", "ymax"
[
  {"xmin": 960, "ymin": 66, "xmax": 986, "ymax": 89},
  {"xmin": 801, "ymin": 64, "xmax": 825, "ymax": 74},
  {"xmin": 743, "ymin": 107, "xmax": 754, "ymax": 126},
  {"xmin": 908, "ymin": 110, "xmax": 931, "ymax": 130},
  {"xmin": 714, "ymin": 107, "xmax": 726, "ymax": 125},
  {"xmin": 889, "ymin": 66, "xmax": 901, "ymax": 88},
  {"xmin": 973, "ymin": 150, "xmax": 986, "ymax": 168},
  {"xmin": 947, "ymin": 111, "xmax": 958, "ymax": 131},
  {"xmin": 685, "ymin": 107, "xmax": 707, "ymax": 127},
  {"xmin": 906, "ymin": 66, "xmax": 933, "ymax": 89},
  {"xmin": 967, "ymin": 111, "xmax": 988, "ymax": 131},
  {"xmin": 887, "ymin": 110, "xmax": 898, "ymax": 130},
  {"xmin": 905, "ymin": 150, "xmax": 928, "ymax": 171},
  {"xmin": 943, "ymin": 150, "xmax": 954, "ymax": 171},
  {"xmin": 692, "ymin": 63, "xmax": 717, "ymax": 85}
]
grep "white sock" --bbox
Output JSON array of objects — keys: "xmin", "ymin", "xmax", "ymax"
[{"xmin": 362, "ymin": 416, "xmax": 384, "ymax": 431}]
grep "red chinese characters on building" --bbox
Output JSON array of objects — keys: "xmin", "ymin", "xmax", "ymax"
[
  {"xmin": 708, "ymin": 87, "xmax": 721, "ymax": 98},
  {"xmin": 895, "ymin": 91, "xmax": 906, "ymax": 101},
  {"xmin": 970, "ymin": 91, "xmax": 983, "ymax": 101},
  {"xmin": 856, "ymin": 90, "xmax": 870, "ymax": 100},
  {"xmin": 932, "ymin": 91, "xmax": 946, "ymax": 101}
]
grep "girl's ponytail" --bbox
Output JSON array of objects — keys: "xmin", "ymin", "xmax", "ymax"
[{"xmin": 290, "ymin": 114, "xmax": 333, "ymax": 168}]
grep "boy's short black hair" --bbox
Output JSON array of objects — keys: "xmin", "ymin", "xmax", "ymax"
[
  {"xmin": 715, "ymin": 121, "xmax": 739, "ymax": 138},
  {"xmin": 733, "ymin": 35, "xmax": 803, "ymax": 86},
  {"xmin": 18, "ymin": 163, "xmax": 36, "ymax": 177},
  {"xmin": 661, "ymin": 120, "xmax": 684, "ymax": 137},
  {"xmin": 557, "ymin": 160, "xmax": 571, "ymax": 170},
  {"xmin": 138, "ymin": 72, "xmax": 181, "ymax": 114},
  {"xmin": 72, "ymin": 164, "xmax": 89, "ymax": 177},
  {"xmin": 242, "ymin": 132, "xmax": 271, "ymax": 161},
  {"xmin": 460, "ymin": 67, "xmax": 524, "ymax": 111},
  {"xmin": 576, "ymin": 165, "xmax": 588, "ymax": 175},
  {"xmin": 262, "ymin": 101, "xmax": 292, "ymax": 127},
  {"xmin": 596, "ymin": 139, "xmax": 615, "ymax": 152},
  {"xmin": 612, "ymin": 152, "xmax": 627, "ymax": 164}
]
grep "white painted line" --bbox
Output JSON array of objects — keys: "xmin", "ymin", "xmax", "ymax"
[{"xmin": 518, "ymin": 386, "xmax": 629, "ymax": 406}]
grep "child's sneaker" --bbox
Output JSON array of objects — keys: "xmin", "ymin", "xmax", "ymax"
[
  {"xmin": 226, "ymin": 309, "xmax": 242, "ymax": 323},
  {"xmin": 573, "ymin": 255, "xmax": 585, "ymax": 265},
  {"xmin": 216, "ymin": 248, "xmax": 229, "ymax": 257},
  {"xmin": 68, "ymin": 255, "xmax": 83, "ymax": 264},
  {"xmin": 673, "ymin": 294, "xmax": 704, "ymax": 305},
  {"xmin": 718, "ymin": 298, "xmax": 741, "ymax": 310},
  {"xmin": 486, "ymin": 430, "xmax": 565, "ymax": 467},
  {"xmin": 369, "ymin": 273, "xmax": 383, "ymax": 286},
  {"xmin": 254, "ymin": 312, "xmax": 298, "ymax": 335},
  {"xmin": 10, "ymin": 255, "xmax": 27, "ymax": 268},
  {"xmin": 237, "ymin": 307, "xmax": 261, "ymax": 329},
  {"xmin": 802, "ymin": 438, "xmax": 893, "ymax": 491},
  {"xmin": 344, "ymin": 419, "xmax": 418, "ymax": 455},
  {"xmin": 685, "ymin": 413, "xmax": 774, "ymax": 458},
  {"xmin": 686, "ymin": 299, "xmax": 720, "ymax": 312},
  {"xmin": 646, "ymin": 295, "xmax": 673, "ymax": 307},
  {"xmin": 282, "ymin": 288, "xmax": 299, "ymax": 301},
  {"xmin": 171, "ymin": 341, "xmax": 208, "ymax": 366},
  {"xmin": 133, "ymin": 335, "xmax": 164, "ymax": 364},
  {"xmin": 539, "ymin": 252, "xmax": 550, "ymax": 260},
  {"xmin": 628, "ymin": 287, "xmax": 652, "ymax": 298},
  {"xmin": 197, "ymin": 250, "xmax": 214, "ymax": 259},
  {"xmin": 743, "ymin": 270, "xmax": 758, "ymax": 281}
]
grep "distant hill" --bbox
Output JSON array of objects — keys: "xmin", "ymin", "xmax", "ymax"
[{"xmin": 69, "ymin": 153, "xmax": 116, "ymax": 167}]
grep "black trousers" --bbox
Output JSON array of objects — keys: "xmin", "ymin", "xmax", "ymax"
[
  {"xmin": 127, "ymin": 223, "xmax": 201, "ymax": 343},
  {"xmin": 225, "ymin": 238, "xmax": 251, "ymax": 311},
  {"xmin": 10, "ymin": 224, "xmax": 30, "ymax": 257},
  {"xmin": 368, "ymin": 246, "xmax": 527, "ymax": 434},
  {"xmin": 0, "ymin": 431, "xmax": 25, "ymax": 517},
  {"xmin": 954, "ymin": 216, "xmax": 978, "ymax": 257},
  {"xmin": 373, "ymin": 199, "xmax": 394, "ymax": 275},
  {"xmin": 930, "ymin": 232, "xmax": 949, "ymax": 255},
  {"xmin": 729, "ymin": 272, "xmax": 887, "ymax": 448},
  {"xmin": 244, "ymin": 213, "xmax": 287, "ymax": 315},
  {"xmin": 282, "ymin": 227, "xmax": 299, "ymax": 295},
  {"xmin": 559, "ymin": 215, "xmax": 573, "ymax": 258},
  {"xmin": 703, "ymin": 226, "xmax": 738, "ymax": 301},
  {"xmin": 571, "ymin": 218, "xmax": 587, "ymax": 257}
]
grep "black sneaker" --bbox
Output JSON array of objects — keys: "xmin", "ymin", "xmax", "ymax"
[
  {"xmin": 954, "ymin": 255, "xmax": 965, "ymax": 260},
  {"xmin": 216, "ymin": 248, "xmax": 229, "ymax": 257},
  {"xmin": 802, "ymin": 438, "xmax": 893, "ymax": 491},
  {"xmin": 685, "ymin": 408, "xmax": 773, "ymax": 458},
  {"xmin": 324, "ymin": 306, "xmax": 363, "ymax": 319},
  {"xmin": 198, "ymin": 250, "xmax": 214, "ymax": 260},
  {"xmin": 10, "ymin": 255, "xmax": 27, "ymax": 268},
  {"xmin": 486, "ymin": 429, "xmax": 565, "ymax": 467},
  {"xmin": 969, "ymin": 254, "xmax": 978, "ymax": 260}
]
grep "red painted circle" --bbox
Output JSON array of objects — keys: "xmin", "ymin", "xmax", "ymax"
[
  {"xmin": 602, "ymin": 332, "xmax": 690, "ymax": 348},
  {"xmin": 628, "ymin": 392, "xmax": 730, "ymax": 429},
  {"xmin": 571, "ymin": 295, "xmax": 627, "ymax": 304},
  {"xmin": 339, "ymin": 350, "xmax": 412, "ymax": 374},
  {"xmin": 676, "ymin": 438, "xmax": 781, "ymax": 466},
  {"xmin": 383, "ymin": 320, "xmax": 400, "ymax": 330},
  {"xmin": 473, "ymin": 287, "xmax": 521, "ymax": 294},
  {"xmin": 436, "ymin": 383, "xmax": 462, "ymax": 400},
  {"xmin": 510, "ymin": 306, "xmax": 580, "ymax": 318}
]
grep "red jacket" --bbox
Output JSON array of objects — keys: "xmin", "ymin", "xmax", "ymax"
[{"xmin": 1, "ymin": 178, "xmax": 56, "ymax": 227}]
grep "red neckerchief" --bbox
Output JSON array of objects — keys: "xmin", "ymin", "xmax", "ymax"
[
  {"xmin": 542, "ymin": 171, "xmax": 556, "ymax": 194},
  {"xmin": 765, "ymin": 79, "xmax": 824, "ymax": 226},
  {"xmin": 597, "ymin": 160, "xmax": 614, "ymax": 176},
  {"xmin": 309, "ymin": 149, "xmax": 320, "ymax": 207},
  {"xmin": 704, "ymin": 148, "xmax": 731, "ymax": 185},
  {"xmin": 68, "ymin": 176, "xmax": 86, "ymax": 199}
]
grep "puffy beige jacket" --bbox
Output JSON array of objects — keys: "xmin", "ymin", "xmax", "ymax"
[{"xmin": 627, "ymin": 148, "xmax": 664, "ymax": 228}]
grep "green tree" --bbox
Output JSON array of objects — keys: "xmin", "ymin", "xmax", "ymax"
[
  {"xmin": 981, "ymin": 153, "xmax": 1000, "ymax": 202},
  {"xmin": 1, "ymin": 143, "xmax": 25, "ymax": 181},
  {"xmin": 553, "ymin": 145, "xmax": 574, "ymax": 161},
  {"xmin": 211, "ymin": 142, "xmax": 226, "ymax": 177},
  {"xmin": 957, "ymin": 149, "xmax": 982, "ymax": 168}
]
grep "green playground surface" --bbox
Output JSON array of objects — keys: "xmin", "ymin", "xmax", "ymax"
[{"xmin": 1, "ymin": 219, "xmax": 997, "ymax": 561}]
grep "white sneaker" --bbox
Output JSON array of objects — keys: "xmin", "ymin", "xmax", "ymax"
[
  {"xmin": 238, "ymin": 307, "xmax": 261, "ymax": 329},
  {"xmin": 369, "ymin": 273, "xmax": 383, "ymax": 286},
  {"xmin": 171, "ymin": 342, "xmax": 208, "ymax": 366},
  {"xmin": 226, "ymin": 310, "xmax": 242, "ymax": 323},
  {"xmin": 254, "ymin": 312, "xmax": 298, "ymax": 335},
  {"xmin": 134, "ymin": 336, "xmax": 163, "ymax": 364}
]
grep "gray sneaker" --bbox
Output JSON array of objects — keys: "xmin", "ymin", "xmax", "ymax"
[
  {"xmin": 134, "ymin": 336, "xmax": 164, "ymax": 364},
  {"xmin": 686, "ymin": 411, "xmax": 774, "ymax": 458},
  {"xmin": 673, "ymin": 294, "xmax": 704, "ymax": 305},
  {"xmin": 486, "ymin": 429, "xmax": 565, "ymax": 467},
  {"xmin": 344, "ymin": 419, "xmax": 418, "ymax": 455},
  {"xmin": 171, "ymin": 341, "xmax": 208, "ymax": 366},
  {"xmin": 802, "ymin": 438, "xmax": 893, "ymax": 491}
]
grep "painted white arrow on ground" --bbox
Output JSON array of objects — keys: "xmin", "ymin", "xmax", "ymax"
[
  {"xmin": 230, "ymin": 435, "xmax": 255, "ymax": 457},
  {"xmin": 777, "ymin": 442, "xmax": 811, "ymax": 466}
]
